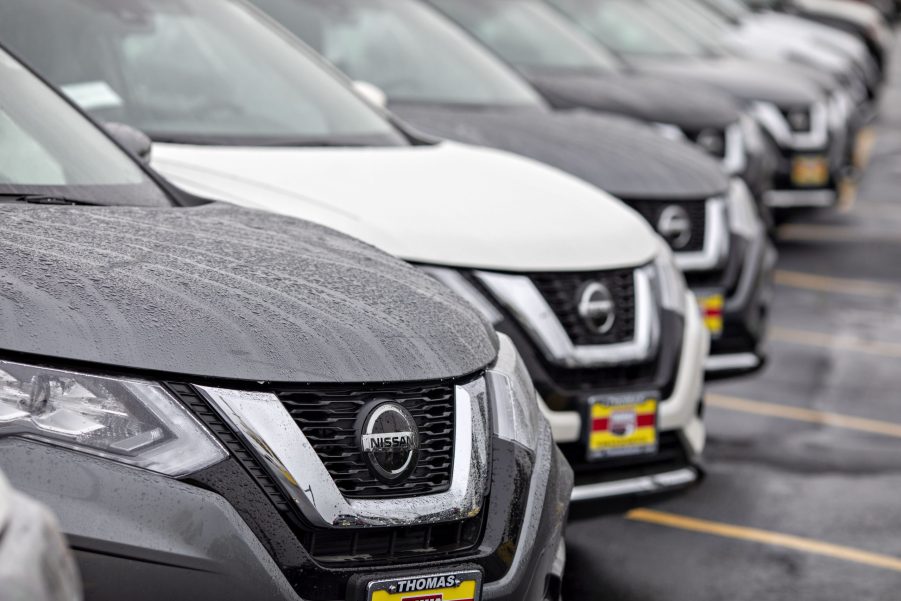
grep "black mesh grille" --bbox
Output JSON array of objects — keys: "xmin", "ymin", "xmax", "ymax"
[
  {"xmin": 275, "ymin": 383, "xmax": 455, "ymax": 499},
  {"xmin": 302, "ymin": 514, "xmax": 484, "ymax": 564},
  {"xmin": 531, "ymin": 269, "xmax": 636, "ymax": 346},
  {"xmin": 625, "ymin": 199, "xmax": 708, "ymax": 253}
]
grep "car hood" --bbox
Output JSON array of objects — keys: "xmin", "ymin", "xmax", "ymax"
[
  {"xmin": 390, "ymin": 104, "xmax": 729, "ymax": 200},
  {"xmin": 632, "ymin": 56, "xmax": 824, "ymax": 107},
  {"xmin": 151, "ymin": 141, "xmax": 659, "ymax": 272},
  {"xmin": 522, "ymin": 69, "xmax": 740, "ymax": 131},
  {"xmin": 0, "ymin": 203, "xmax": 498, "ymax": 383}
]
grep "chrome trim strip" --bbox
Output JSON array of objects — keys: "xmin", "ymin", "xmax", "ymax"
[
  {"xmin": 476, "ymin": 269, "xmax": 659, "ymax": 368},
  {"xmin": 705, "ymin": 352, "xmax": 761, "ymax": 373},
  {"xmin": 722, "ymin": 122, "xmax": 747, "ymax": 176},
  {"xmin": 751, "ymin": 101, "xmax": 829, "ymax": 151},
  {"xmin": 198, "ymin": 382, "xmax": 489, "ymax": 528},
  {"xmin": 764, "ymin": 189, "xmax": 837, "ymax": 208},
  {"xmin": 570, "ymin": 467, "xmax": 698, "ymax": 502},
  {"xmin": 673, "ymin": 198, "xmax": 730, "ymax": 273}
]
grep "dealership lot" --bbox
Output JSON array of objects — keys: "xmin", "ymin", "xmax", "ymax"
[{"xmin": 564, "ymin": 32, "xmax": 901, "ymax": 600}]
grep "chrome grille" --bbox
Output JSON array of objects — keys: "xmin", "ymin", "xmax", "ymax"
[
  {"xmin": 531, "ymin": 269, "xmax": 636, "ymax": 346},
  {"xmin": 626, "ymin": 199, "xmax": 708, "ymax": 253},
  {"xmin": 276, "ymin": 384, "xmax": 455, "ymax": 499}
]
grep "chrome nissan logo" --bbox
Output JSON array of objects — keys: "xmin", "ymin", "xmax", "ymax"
[
  {"xmin": 577, "ymin": 282, "xmax": 616, "ymax": 335},
  {"xmin": 657, "ymin": 205, "xmax": 692, "ymax": 250},
  {"xmin": 359, "ymin": 401, "xmax": 419, "ymax": 483}
]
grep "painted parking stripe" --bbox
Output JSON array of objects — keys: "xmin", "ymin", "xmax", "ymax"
[
  {"xmin": 707, "ymin": 394, "xmax": 901, "ymax": 439},
  {"xmin": 626, "ymin": 509, "xmax": 901, "ymax": 573},
  {"xmin": 771, "ymin": 328, "xmax": 901, "ymax": 359},
  {"xmin": 774, "ymin": 270, "xmax": 900, "ymax": 298}
]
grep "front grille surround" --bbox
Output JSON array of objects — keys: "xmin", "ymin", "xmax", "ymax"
[
  {"xmin": 277, "ymin": 383, "xmax": 456, "ymax": 499},
  {"xmin": 531, "ymin": 268, "xmax": 637, "ymax": 347},
  {"xmin": 626, "ymin": 199, "xmax": 708, "ymax": 253}
]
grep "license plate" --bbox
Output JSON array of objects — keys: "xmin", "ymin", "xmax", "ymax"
[
  {"xmin": 367, "ymin": 570, "xmax": 482, "ymax": 601},
  {"xmin": 791, "ymin": 155, "xmax": 830, "ymax": 187},
  {"xmin": 587, "ymin": 392, "xmax": 658, "ymax": 460},
  {"xmin": 696, "ymin": 291, "xmax": 724, "ymax": 338}
]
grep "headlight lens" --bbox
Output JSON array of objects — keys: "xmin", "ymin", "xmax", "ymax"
[
  {"xmin": 726, "ymin": 178, "xmax": 761, "ymax": 240},
  {"xmin": 652, "ymin": 123, "xmax": 687, "ymax": 142},
  {"xmin": 694, "ymin": 128, "xmax": 727, "ymax": 158},
  {"xmin": 0, "ymin": 360, "xmax": 226, "ymax": 476},
  {"xmin": 650, "ymin": 242, "xmax": 687, "ymax": 316},
  {"xmin": 486, "ymin": 334, "xmax": 546, "ymax": 454}
]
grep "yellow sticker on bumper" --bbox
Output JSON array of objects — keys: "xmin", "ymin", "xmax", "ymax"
[
  {"xmin": 791, "ymin": 155, "xmax": 830, "ymax": 187},
  {"xmin": 589, "ymin": 398, "xmax": 658, "ymax": 459},
  {"xmin": 370, "ymin": 574, "xmax": 479, "ymax": 601},
  {"xmin": 697, "ymin": 292, "xmax": 724, "ymax": 338}
]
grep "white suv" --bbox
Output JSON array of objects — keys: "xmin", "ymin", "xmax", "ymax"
[{"xmin": 3, "ymin": 0, "xmax": 709, "ymax": 502}]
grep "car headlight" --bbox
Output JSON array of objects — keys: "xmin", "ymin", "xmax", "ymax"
[
  {"xmin": 0, "ymin": 360, "xmax": 226, "ymax": 477},
  {"xmin": 652, "ymin": 123, "xmax": 687, "ymax": 142},
  {"xmin": 648, "ymin": 242, "xmax": 687, "ymax": 316},
  {"xmin": 486, "ymin": 334, "xmax": 546, "ymax": 455},
  {"xmin": 694, "ymin": 128, "xmax": 727, "ymax": 158},
  {"xmin": 726, "ymin": 178, "xmax": 761, "ymax": 240}
]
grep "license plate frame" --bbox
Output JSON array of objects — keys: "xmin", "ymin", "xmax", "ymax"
[
  {"xmin": 585, "ymin": 391, "xmax": 659, "ymax": 461},
  {"xmin": 365, "ymin": 569, "xmax": 482, "ymax": 601}
]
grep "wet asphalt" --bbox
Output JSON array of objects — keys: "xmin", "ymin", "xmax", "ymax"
[{"xmin": 563, "ymin": 33, "xmax": 901, "ymax": 600}]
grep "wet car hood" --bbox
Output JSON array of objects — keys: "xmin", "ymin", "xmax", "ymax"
[
  {"xmin": 391, "ymin": 104, "xmax": 729, "ymax": 200},
  {"xmin": 151, "ymin": 140, "xmax": 659, "ymax": 272},
  {"xmin": 631, "ymin": 56, "xmax": 824, "ymax": 107},
  {"xmin": 521, "ymin": 69, "xmax": 740, "ymax": 131},
  {"xmin": 0, "ymin": 203, "xmax": 498, "ymax": 383}
]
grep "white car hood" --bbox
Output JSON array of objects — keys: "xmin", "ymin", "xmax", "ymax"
[{"xmin": 152, "ymin": 141, "xmax": 658, "ymax": 272}]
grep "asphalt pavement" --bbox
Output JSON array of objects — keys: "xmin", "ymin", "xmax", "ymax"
[{"xmin": 563, "ymin": 34, "xmax": 901, "ymax": 600}]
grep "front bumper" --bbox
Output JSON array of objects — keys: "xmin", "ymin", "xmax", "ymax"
[
  {"xmin": 0, "ymin": 428, "xmax": 570, "ymax": 601},
  {"xmin": 699, "ymin": 228, "xmax": 777, "ymax": 380},
  {"xmin": 543, "ymin": 293, "xmax": 709, "ymax": 503}
]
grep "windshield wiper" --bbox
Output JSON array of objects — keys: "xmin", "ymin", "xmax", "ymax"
[{"xmin": 0, "ymin": 194, "xmax": 101, "ymax": 206}]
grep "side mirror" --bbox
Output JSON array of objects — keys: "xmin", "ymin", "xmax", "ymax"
[
  {"xmin": 352, "ymin": 81, "xmax": 388, "ymax": 109},
  {"xmin": 103, "ymin": 122, "xmax": 153, "ymax": 164}
]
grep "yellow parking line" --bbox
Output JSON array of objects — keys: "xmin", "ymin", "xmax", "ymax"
[
  {"xmin": 626, "ymin": 509, "xmax": 901, "ymax": 573},
  {"xmin": 773, "ymin": 270, "xmax": 900, "ymax": 298},
  {"xmin": 706, "ymin": 394, "xmax": 901, "ymax": 439},
  {"xmin": 771, "ymin": 327, "xmax": 901, "ymax": 359}
]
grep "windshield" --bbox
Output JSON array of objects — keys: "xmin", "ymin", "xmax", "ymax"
[
  {"xmin": 0, "ymin": 48, "xmax": 169, "ymax": 207},
  {"xmin": 0, "ymin": 0, "xmax": 406, "ymax": 147},
  {"xmin": 251, "ymin": 0, "xmax": 543, "ymax": 107},
  {"xmin": 429, "ymin": 0, "xmax": 622, "ymax": 73},
  {"xmin": 549, "ymin": 0, "xmax": 715, "ymax": 58}
]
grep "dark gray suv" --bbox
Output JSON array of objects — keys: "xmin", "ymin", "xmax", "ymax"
[{"xmin": 0, "ymin": 45, "xmax": 571, "ymax": 601}]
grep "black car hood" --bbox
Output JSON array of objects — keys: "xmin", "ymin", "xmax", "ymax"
[
  {"xmin": 0, "ymin": 202, "xmax": 497, "ymax": 383},
  {"xmin": 631, "ymin": 57, "xmax": 822, "ymax": 107},
  {"xmin": 632, "ymin": 56, "xmax": 823, "ymax": 107},
  {"xmin": 523, "ymin": 69, "xmax": 740, "ymax": 131},
  {"xmin": 392, "ymin": 104, "xmax": 729, "ymax": 200}
]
